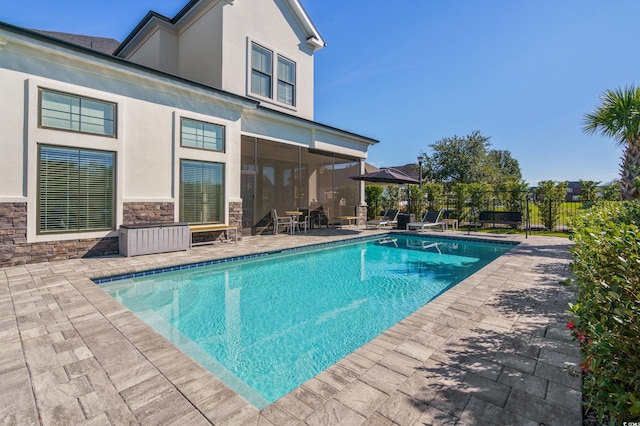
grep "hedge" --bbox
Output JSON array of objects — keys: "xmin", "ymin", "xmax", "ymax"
[{"xmin": 569, "ymin": 201, "xmax": 640, "ymax": 424}]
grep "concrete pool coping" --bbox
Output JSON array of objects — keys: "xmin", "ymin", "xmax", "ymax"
[{"xmin": 0, "ymin": 229, "xmax": 582, "ymax": 425}]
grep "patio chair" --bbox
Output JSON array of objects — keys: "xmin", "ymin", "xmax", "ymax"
[
  {"xmin": 365, "ymin": 209, "xmax": 399, "ymax": 229},
  {"xmin": 310, "ymin": 206, "xmax": 329, "ymax": 229},
  {"xmin": 294, "ymin": 208, "xmax": 310, "ymax": 233},
  {"xmin": 271, "ymin": 209, "xmax": 292, "ymax": 235},
  {"xmin": 406, "ymin": 210, "xmax": 444, "ymax": 233}
]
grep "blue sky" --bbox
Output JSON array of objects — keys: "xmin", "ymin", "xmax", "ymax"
[{"xmin": 2, "ymin": 1, "xmax": 637, "ymax": 185}]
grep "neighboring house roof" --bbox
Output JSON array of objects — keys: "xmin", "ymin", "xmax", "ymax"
[
  {"xmin": 114, "ymin": 0, "xmax": 326, "ymax": 57},
  {"xmin": 388, "ymin": 164, "xmax": 419, "ymax": 180},
  {"xmin": 33, "ymin": 30, "xmax": 120, "ymax": 55}
]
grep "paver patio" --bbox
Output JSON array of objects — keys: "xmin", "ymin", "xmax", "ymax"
[{"xmin": 0, "ymin": 229, "xmax": 581, "ymax": 425}]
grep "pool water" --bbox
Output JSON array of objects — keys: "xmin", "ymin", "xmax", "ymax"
[{"xmin": 99, "ymin": 235, "xmax": 513, "ymax": 408}]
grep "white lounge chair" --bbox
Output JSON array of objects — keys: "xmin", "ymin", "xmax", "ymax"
[
  {"xmin": 406, "ymin": 211, "xmax": 444, "ymax": 232},
  {"xmin": 366, "ymin": 209, "xmax": 399, "ymax": 229}
]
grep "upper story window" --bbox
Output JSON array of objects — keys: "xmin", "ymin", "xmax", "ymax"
[
  {"xmin": 39, "ymin": 89, "xmax": 116, "ymax": 137},
  {"xmin": 251, "ymin": 43, "xmax": 273, "ymax": 98},
  {"xmin": 277, "ymin": 56, "xmax": 296, "ymax": 106},
  {"xmin": 250, "ymin": 42, "xmax": 296, "ymax": 107},
  {"xmin": 181, "ymin": 118, "xmax": 225, "ymax": 152}
]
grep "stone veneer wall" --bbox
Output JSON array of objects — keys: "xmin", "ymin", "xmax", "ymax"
[
  {"xmin": 0, "ymin": 201, "xmax": 243, "ymax": 267},
  {"xmin": 228, "ymin": 201, "xmax": 242, "ymax": 239},
  {"xmin": 358, "ymin": 204, "xmax": 368, "ymax": 226},
  {"xmin": 122, "ymin": 202, "xmax": 174, "ymax": 224},
  {"xmin": 0, "ymin": 203, "xmax": 118, "ymax": 268}
]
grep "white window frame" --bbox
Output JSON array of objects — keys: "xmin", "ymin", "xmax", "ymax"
[{"xmin": 248, "ymin": 39, "xmax": 297, "ymax": 109}]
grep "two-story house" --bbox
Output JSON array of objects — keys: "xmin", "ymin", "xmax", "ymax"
[{"xmin": 0, "ymin": 0, "xmax": 378, "ymax": 267}]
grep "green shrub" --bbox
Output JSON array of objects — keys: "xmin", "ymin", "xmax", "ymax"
[{"xmin": 569, "ymin": 201, "xmax": 640, "ymax": 424}]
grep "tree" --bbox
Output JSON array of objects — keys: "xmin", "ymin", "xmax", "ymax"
[
  {"xmin": 407, "ymin": 186, "xmax": 425, "ymax": 217},
  {"xmin": 600, "ymin": 181, "xmax": 622, "ymax": 201},
  {"xmin": 486, "ymin": 149, "xmax": 522, "ymax": 185},
  {"xmin": 364, "ymin": 185, "xmax": 384, "ymax": 219},
  {"xmin": 496, "ymin": 180, "xmax": 529, "ymax": 212},
  {"xmin": 428, "ymin": 130, "xmax": 492, "ymax": 184},
  {"xmin": 424, "ymin": 130, "xmax": 522, "ymax": 188},
  {"xmin": 578, "ymin": 179, "xmax": 601, "ymax": 205},
  {"xmin": 534, "ymin": 180, "xmax": 568, "ymax": 231},
  {"xmin": 381, "ymin": 186, "xmax": 400, "ymax": 211},
  {"xmin": 583, "ymin": 85, "xmax": 640, "ymax": 200}
]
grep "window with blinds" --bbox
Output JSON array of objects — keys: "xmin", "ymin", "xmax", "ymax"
[
  {"xmin": 181, "ymin": 118, "xmax": 225, "ymax": 152},
  {"xmin": 38, "ymin": 145, "xmax": 115, "ymax": 233},
  {"xmin": 251, "ymin": 43, "xmax": 273, "ymax": 98},
  {"xmin": 180, "ymin": 160, "xmax": 224, "ymax": 224},
  {"xmin": 40, "ymin": 89, "xmax": 116, "ymax": 137},
  {"xmin": 277, "ymin": 56, "xmax": 296, "ymax": 106}
]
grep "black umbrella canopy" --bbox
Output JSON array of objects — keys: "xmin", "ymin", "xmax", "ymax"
[{"xmin": 351, "ymin": 167, "xmax": 419, "ymax": 184}]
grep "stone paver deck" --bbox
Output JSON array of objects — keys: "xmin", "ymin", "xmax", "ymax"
[{"xmin": 0, "ymin": 228, "xmax": 581, "ymax": 425}]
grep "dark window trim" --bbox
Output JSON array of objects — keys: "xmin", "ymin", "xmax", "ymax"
[
  {"xmin": 38, "ymin": 87, "xmax": 117, "ymax": 138},
  {"xmin": 180, "ymin": 117, "xmax": 226, "ymax": 153},
  {"xmin": 36, "ymin": 144, "xmax": 116, "ymax": 235}
]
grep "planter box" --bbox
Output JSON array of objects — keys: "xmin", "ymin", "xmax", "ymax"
[{"xmin": 119, "ymin": 222, "xmax": 189, "ymax": 257}]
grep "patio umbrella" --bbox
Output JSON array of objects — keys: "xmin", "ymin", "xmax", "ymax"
[{"xmin": 350, "ymin": 167, "xmax": 419, "ymax": 184}]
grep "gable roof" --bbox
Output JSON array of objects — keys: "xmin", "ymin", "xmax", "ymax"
[
  {"xmin": 114, "ymin": 0, "xmax": 325, "ymax": 57},
  {"xmin": 32, "ymin": 30, "xmax": 120, "ymax": 55}
]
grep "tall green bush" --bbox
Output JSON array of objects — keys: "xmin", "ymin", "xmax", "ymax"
[
  {"xmin": 365, "ymin": 185, "xmax": 384, "ymax": 219},
  {"xmin": 569, "ymin": 201, "xmax": 640, "ymax": 424},
  {"xmin": 381, "ymin": 186, "xmax": 400, "ymax": 211},
  {"xmin": 535, "ymin": 180, "xmax": 568, "ymax": 230}
]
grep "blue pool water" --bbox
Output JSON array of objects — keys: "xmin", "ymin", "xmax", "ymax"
[{"xmin": 99, "ymin": 235, "xmax": 513, "ymax": 408}]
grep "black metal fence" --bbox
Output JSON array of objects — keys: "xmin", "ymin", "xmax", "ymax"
[{"xmin": 421, "ymin": 191, "xmax": 589, "ymax": 234}]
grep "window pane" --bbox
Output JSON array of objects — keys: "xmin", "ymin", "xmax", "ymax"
[
  {"xmin": 252, "ymin": 44, "xmax": 272, "ymax": 73},
  {"xmin": 80, "ymin": 98, "xmax": 115, "ymax": 136},
  {"xmin": 181, "ymin": 118, "xmax": 224, "ymax": 152},
  {"xmin": 180, "ymin": 160, "xmax": 224, "ymax": 224},
  {"xmin": 41, "ymin": 91, "xmax": 80, "ymax": 132},
  {"xmin": 251, "ymin": 71, "xmax": 272, "ymax": 98},
  {"xmin": 251, "ymin": 43, "xmax": 272, "ymax": 98},
  {"xmin": 278, "ymin": 57, "xmax": 295, "ymax": 83},
  {"xmin": 278, "ymin": 81, "xmax": 294, "ymax": 105},
  {"xmin": 39, "ymin": 145, "xmax": 114, "ymax": 233},
  {"xmin": 40, "ymin": 89, "xmax": 115, "ymax": 137},
  {"xmin": 277, "ymin": 57, "xmax": 295, "ymax": 105}
]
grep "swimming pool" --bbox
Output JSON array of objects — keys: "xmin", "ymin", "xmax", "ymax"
[{"xmin": 98, "ymin": 235, "xmax": 514, "ymax": 408}]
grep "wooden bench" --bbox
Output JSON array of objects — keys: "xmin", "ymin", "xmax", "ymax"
[
  {"xmin": 478, "ymin": 211, "xmax": 522, "ymax": 228},
  {"xmin": 189, "ymin": 224, "xmax": 238, "ymax": 247}
]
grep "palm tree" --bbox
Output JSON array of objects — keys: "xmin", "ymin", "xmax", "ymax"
[{"xmin": 583, "ymin": 85, "xmax": 640, "ymax": 200}]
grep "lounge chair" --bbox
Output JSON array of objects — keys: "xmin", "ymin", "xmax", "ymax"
[
  {"xmin": 406, "ymin": 211, "xmax": 444, "ymax": 232},
  {"xmin": 366, "ymin": 209, "xmax": 399, "ymax": 229}
]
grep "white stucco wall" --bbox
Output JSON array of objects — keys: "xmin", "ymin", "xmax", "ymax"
[
  {"xmin": 177, "ymin": 2, "xmax": 224, "ymax": 88},
  {"xmin": 125, "ymin": 25, "xmax": 180, "ymax": 75},
  {"xmin": 0, "ymin": 64, "xmax": 26, "ymax": 202},
  {"xmin": 0, "ymin": 29, "xmax": 248, "ymax": 243},
  {"xmin": 221, "ymin": 0, "xmax": 315, "ymax": 119}
]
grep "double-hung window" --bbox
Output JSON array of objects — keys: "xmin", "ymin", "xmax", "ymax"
[
  {"xmin": 277, "ymin": 56, "xmax": 295, "ymax": 105},
  {"xmin": 251, "ymin": 42, "xmax": 296, "ymax": 106},
  {"xmin": 180, "ymin": 160, "xmax": 224, "ymax": 224},
  {"xmin": 38, "ymin": 145, "xmax": 115, "ymax": 234},
  {"xmin": 181, "ymin": 118, "xmax": 225, "ymax": 152},
  {"xmin": 251, "ymin": 43, "xmax": 273, "ymax": 98},
  {"xmin": 40, "ymin": 89, "xmax": 116, "ymax": 137}
]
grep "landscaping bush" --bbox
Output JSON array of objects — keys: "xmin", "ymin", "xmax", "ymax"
[{"xmin": 569, "ymin": 201, "xmax": 640, "ymax": 424}]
